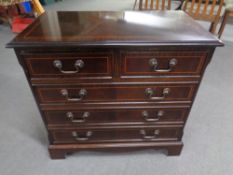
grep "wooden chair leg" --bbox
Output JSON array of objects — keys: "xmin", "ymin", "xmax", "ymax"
[
  {"xmin": 209, "ymin": 18, "xmax": 219, "ymax": 35},
  {"xmin": 133, "ymin": 0, "xmax": 138, "ymax": 10},
  {"xmin": 218, "ymin": 10, "xmax": 230, "ymax": 38},
  {"xmin": 31, "ymin": 0, "xmax": 45, "ymax": 16}
]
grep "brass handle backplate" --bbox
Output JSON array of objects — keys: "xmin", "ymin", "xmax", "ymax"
[
  {"xmin": 61, "ymin": 88, "xmax": 87, "ymax": 101},
  {"xmin": 53, "ymin": 59, "xmax": 84, "ymax": 74},
  {"xmin": 66, "ymin": 112, "xmax": 90, "ymax": 123},
  {"xmin": 149, "ymin": 58, "xmax": 177, "ymax": 72},
  {"xmin": 145, "ymin": 88, "xmax": 170, "ymax": 100},
  {"xmin": 140, "ymin": 129, "xmax": 160, "ymax": 139},
  {"xmin": 72, "ymin": 131, "xmax": 92, "ymax": 141},
  {"xmin": 142, "ymin": 110, "xmax": 164, "ymax": 122}
]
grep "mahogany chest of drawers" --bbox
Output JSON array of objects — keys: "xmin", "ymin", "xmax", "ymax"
[{"xmin": 7, "ymin": 11, "xmax": 223, "ymax": 159}]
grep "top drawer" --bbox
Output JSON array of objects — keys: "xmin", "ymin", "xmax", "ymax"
[
  {"xmin": 23, "ymin": 52, "xmax": 113, "ymax": 79},
  {"xmin": 120, "ymin": 51, "xmax": 208, "ymax": 77}
]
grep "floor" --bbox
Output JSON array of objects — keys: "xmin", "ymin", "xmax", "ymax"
[{"xmin": 0, "ymin": 0, "xmax": 233, "ymax": 175}]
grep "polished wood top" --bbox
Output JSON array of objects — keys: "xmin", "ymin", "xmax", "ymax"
[{"xmin": 7, "ymin": 11, "xmax": 223, "ymax": 47}]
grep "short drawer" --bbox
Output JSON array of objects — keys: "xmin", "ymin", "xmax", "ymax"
[
  {"xmin": 23, "ymin": 52, "xmax": 113, "ymax": 78},
  {"xmin": 50, "ymin": 126, "xmax": 182, "ymax": 144},
  {"xmin": 120, "ymin": 51, "xmax": 207, "ymax": 77},
  {"xmin": 36, "ymin": 84, "xmax": 196, "ymax": 103},
  {"xmin": 44, "ymin": 107, "xmax": 189, "ymax": 126}
]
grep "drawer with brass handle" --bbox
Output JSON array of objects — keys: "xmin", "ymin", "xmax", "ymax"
[
  {"xmin": 53, "ymin": 59, "xmax": 84, "ymax": 74},
  {"xmin": 44, "ymin": 107, "xmax": 190, "ymax": 126},
  {"xmin": 50, "ymin": 126, "xmax": 182, "ymax": 144},
  {"xmin": 23, "ymin": 52, "xmax": 113, "ymax": 78},
  {"xmin": 120, "ymin": 51, "xmax": 207, "ymax": 77},
  {"xmin": 36, "ymin": 84, "xmax": 196, "ymax": 104}
]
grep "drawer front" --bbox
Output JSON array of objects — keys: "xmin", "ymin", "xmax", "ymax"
[
  {"xmin": 50, "ymin": 127, "xmax": 182, "ymax": 144},
  {"xmin": 23, "ymin": 52, "xmax": 113, "ymax": 78},
  {"xmin": 120, "ymin": 51, "xmax": 207, "ymax": 77},
  {"xmin": 36, "ymin": 84, "xmax": 196, "ymax": 103},
  {"xmin": 44, "ymin": 107, "xmax": 189, "ymax": 126}
]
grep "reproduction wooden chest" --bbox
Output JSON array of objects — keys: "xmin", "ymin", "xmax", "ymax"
[{"xmin": 7, "ymin": 11, "xmax": 223, "ymax": 159}]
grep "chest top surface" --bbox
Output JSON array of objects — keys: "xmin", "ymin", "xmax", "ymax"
[{"xmin": 7, "ymin": 11, "xmax": 223, "ymax": 47}]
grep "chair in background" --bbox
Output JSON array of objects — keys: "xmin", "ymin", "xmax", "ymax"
[
  {"xmin": 133, "ymin": 0, "xmax": 172, "ymax": 10},
  {"xmin": 182, "ymin": 0, "xmax": 225, "ymax": 35},
  {"xmin": 0, "ymin": 0, "xmax": 44, "ymax": 25}
]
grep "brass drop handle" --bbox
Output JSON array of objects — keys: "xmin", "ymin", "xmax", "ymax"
[
  {"xmin": 140, "ymin": 129, "xmax": 160, "ymax": 139},
  {"xmin": 72, "ymin": 131, "xmax": 92, "ymax": 141},
  {"xmin": 53, "ymin": 59, "xmax": 84, "ymax": 74},
  {"xmin": 142, "ymin": 110, "xmax": 164, "ymax": 122},
  {"xmin": 66, "ymin": 112, "xmax": 90, "ymax": 123},
  {"xmin": 61, "ymin": 88, "xmax": 87, "ymax": 101},
  {"xmin": 149, "ymin": 58, "xmax": 177, "ymax": 72},
  {"xmin": 145, "ymin": 88, "xmax": 170, "ymax": 100}
]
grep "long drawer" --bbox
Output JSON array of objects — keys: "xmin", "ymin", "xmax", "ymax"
[
  {"xmin": 44, "ymin": 107, "xmax": 189, "ymax": 126},
  {"xmin": 36, "ymin": 84, "xmax": 197, "ymax": 104},
  {"xmin": 50, "ymin": 126, "xmax": 183, "ymax": 144},
  {"xmin": 120, "ymin": 50, "xmax": 207, "ymax": 77}
]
